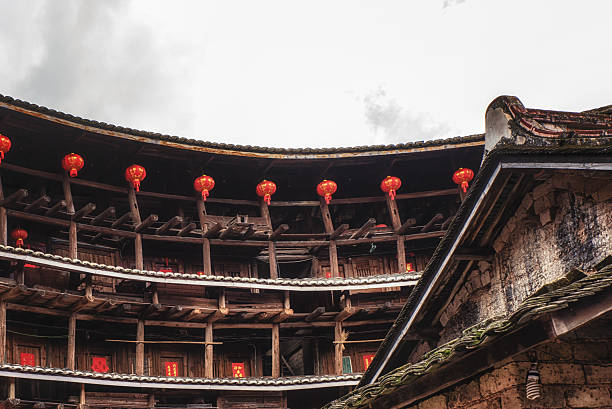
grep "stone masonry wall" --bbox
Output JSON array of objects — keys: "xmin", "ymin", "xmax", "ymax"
[
  {"xmin": 403, "ymin": 329, "xmax": 612, "ymax": 409},
  {"xmin": 437, "ymin": 172, "xmax": 612, "ymax": 343}
]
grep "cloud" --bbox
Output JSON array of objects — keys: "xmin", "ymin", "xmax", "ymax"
[
  {"xmin": 442, "ymin": 0, "xmax": 467, "ymax": 8},
  {"xmin": 363, "ymin": 88, "xmax": 451, "ymax": 144}
]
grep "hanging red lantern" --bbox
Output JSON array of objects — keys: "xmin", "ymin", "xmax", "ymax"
[
  {"xmin": 11, "ymin": 228, "xmax": 28, "ymax": 248},
  {"xmin": 453, "ymin": 168, "xmax": 474, "ymax": 193},
  {"xmin": 317, "ymin": 180, "xmax": 337, "ymax": 204},
  {"xmin": 125, "ymin": 164, "xmax": 147, "ymax": 192},
  {"xmin": 62, "ymin": 153, "xmax": 85, "ymax": 178},
  {"xmin": 194, "ymin": 175, "xmax": 215, "ymax": 200},
  {"xmin": 380, "ymin": 176, "xmax": 402, "ymax": 201},
  {"xmin": 0, "ymin": 134, "xmax": 11, "ymax": 164},
  {"xmin": 256, "ymin": 180, "xmax": 276, "ymax": 205}
]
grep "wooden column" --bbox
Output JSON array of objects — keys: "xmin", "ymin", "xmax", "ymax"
[
  {"xmin": 0, "ymin": 176, "xmax": 7, "ymax": 246},
  {"xmin": 136, "ymin": 320, "xmax": 145, "ymax": 375},
  {"xmin": 205, "ymin": 324, "xmax": 214, "ymax": 378},
  {"xmin": 196, "ymin": 199, "xmax": 212, "ymax": 275},
  {"xmin": 260, "ymin": 199, "xmax": 279, "ymax": 279},
  {"xmin": 79, "ymin": 384, "xmax": 86, "ymax": 408},
  {"xmin": 328, "ymin": 240, "xmax": 339, "ymax": 277},
  {"xmin": 319, "ymin": 198, "xmax": 334, "ymax": 234},
  {"xmin": 63, "ymin": 175, "xmax": 78, "ymax": 258},
  {"xmin": 128, "ymin": 186, "xmax": 144, "ymax": 270},
  {"xmin": 271, "ymin": 323, "xmax": 280, "ymax": 377},
  {"xmin": 0, "ymin": 301, "xmax": 6, "ymax": 364},
  {"xmin": 386, "ymin": 195, "xmax": 406, "ymax": 272},
  {"xmin": 334, "ymin": 322, "xmax": 343, "ymax": 375},
  {"xmin": 8, "ymin": 377, "xmax": 15, "ymax": 399},
  {"xmin": 67, "ymin": 313, "xmax": 76, "ymax": 370}
]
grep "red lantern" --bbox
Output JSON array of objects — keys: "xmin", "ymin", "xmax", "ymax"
[
  {"xmin": 317, "ymin": 180, "xmax": 337, "ymax": 204},
  {"xmin": 380, "ymin": 176, "xmax": 402, "ymax": 201},
  {"xmin": 125, "ymin": 165, "xmax": 147, "ymax": 192},
  {"xmin": 11, "ymin": 228, "xmax": 28, "ymax": 248},
  {"xmin": 194, "ymin": 175, "xmax": 215, "ymax": 200},
  {"xmin": 0, "ymin": 134, "xmax": 11, "ymax": 164},
  {"xmin": 256, "ymin": 180, "xmax": 277, "ymax": 205},
  {"xmin": 62, "ymin": 153, "xmax": 84, "ymax": 177},
  {"xmin": 453, "ymin": 168, "xmax": 474, "ymax": 193}
]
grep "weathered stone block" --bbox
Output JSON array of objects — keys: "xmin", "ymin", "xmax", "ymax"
[
  {"xmin": 477, "ymin": 261, "xmax": 491, "ymax": 273},
  {"xmin": 446, "ymin": 380, "xmax": 481, "ymax": 408},
  {"xmin": 532, "ymin": 180, "xmax": 553, "ymax": 200},
  {"xmin": 418, "ymin": 394, "xmax": 446, "ymax": 409},
  {"xmin": 584, "ymin": 365, "xmax": 612, "ymax": 384},
  {"xmin": 518, "ymin": 192, "xmax": 533, "ymax": 213},
  {"xmin": 593, "ymin": 183, "xmax": 612, "ymax": 202},
  {"xmin": 499, "ymin": 388, "xmax": 523, "ymax": 409},
  {"xmin": 533, "ymin": 193, "xmax": 554, "ymax": 215},
  {"xmin": 573, "ymin": 341, "xmax": 609, "ymax": 362},
  {"xmin": 539, "ymin": 209, "xmax": 552, "ymax": 226},
  {"xmin": 538, "ymin": 363, "xmax": 585, "ymax": 384},
  {"xmin": 469, "ymin": 273, "xmax": 482, "ymax": 290},
  {"xmin": 440, "ymin": 311, "xmax": 449, "ymax": 327},
  {"xmin": 565, "ymin": 385, "xmax": 612, "ymax": 407},
  {"xmin": 479, "ymin": 363, "xmax": 522, "ymax": 396}
]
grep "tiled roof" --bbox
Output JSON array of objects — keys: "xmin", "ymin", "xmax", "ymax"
[
  {"xmin": 0, "ymin": 94, "xmax": 484, "ymax": 156},
  {"xmin": 0, "ymin": 364, "xmax": 361, "ymax": 391},
  {"xmin": 0, "ymin": 245, "xmax": 421, "ymax": 292},
  {"xmin": 323, "ymin": 263, "xmax": 612, "ymax": 409}
]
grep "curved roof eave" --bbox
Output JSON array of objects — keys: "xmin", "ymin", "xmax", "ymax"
[{"xmin": 0, "ymin": 94, "xmax": 484, "ymax": 159}]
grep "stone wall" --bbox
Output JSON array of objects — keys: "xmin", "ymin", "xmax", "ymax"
[
  {"xmin": 437, "ymin": 172, "xmax": 612, "ymax": 343},
  {"xmin": 403, "ymin": 328, "xmax": 612, "ymax": 409}
]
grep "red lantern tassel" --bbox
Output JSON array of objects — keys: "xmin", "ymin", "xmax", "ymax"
[
  {"xmin": 265, "ymin": 194, "xmax": 271, "ymax": 205},
  {"xmin": 201, "ymin": 190, "xmax": 209, "ymax": 201},
  {"xmin": 389, "ymin": 190, "xmax": 396, "ymax": 201},
  {"xmin": 16, "ymin": 238, "xmax": 23, "ymax": 248},
  {"xmin": 461, "ymin": 181, "xmax": 468, "ymax": 193},
  {"xmin": 134, "ymin": 180, "xmax": 140, "ymax": 192},
  {"xmin": 325, "ymin": 194, "xmax": 331, "ymax": 204},
  {"xmin": 70, "ymin": 168, "xmax": 78, "ymax": 178}
]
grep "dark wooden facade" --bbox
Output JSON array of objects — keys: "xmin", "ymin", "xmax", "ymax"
[{"xmin": 0, "ymin": 94, "xmax": 483, "ymax": 408}]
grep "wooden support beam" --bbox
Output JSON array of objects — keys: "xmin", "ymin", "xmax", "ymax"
[
  {"xmin": 329, "ymin": 240, "xmax": 339, "ymax": 278},
  {"xmin": 135, "ymin": 214, "xmax": 158, "ymax": 233},
  {"xmin": 24, "ymin": 195, "xmax": 50, "ymax": 212},
  {"xmin": 329, "ymin": 224, "xmax": 349, "ymax": 240},
  {"xmin": 68, "ymin": 222, "xmax": 78, "ymax": 259},
  {"xmin": 305, "ymin": 306, "xmax": 325, "ymax": 322},
  {"xmin": 70, "ymin": 294, "xmax": 94, "ymax": 313},
  {"xmin": 319, "ymin": 198, "xmax": 334, "ymax": 233},
  {"xmin": 183, "ymin": 308, "xmax": 202, "ymax": 321},
  {"xmin": 208, "ymin": 289, "xmax": 228, "ymax": 323},
  {"xmin": 67, "ymin": 314, "xmax": 76, "ymax": 370},
  {"xmin": 91, "ymin": 207, "xmax": 115, "ymax": 225},
  {"xmin": 336, "ymin": 293, "xmax": 357, "ymax": 321},
  {"xmin": 350, "ymin": 218, "xmax": 376, "ymax": 239},
  {"xmin": 453, "ymin": 247, "xmax": 494, "ymax": 261},
  {"xmin": 0, "ymin": 285, "xmax": 26, "ymax": 302},
  {"xmin": 23, "ymin": 289, "xmax": 46, "ymax": 305},
  {"xmin": 136, "ymin": 320, "xmax": 144, "ymax": 375},
  {"xmin": 204, "ymin": 222, "xmax": 223, "ymax": 238},
  {"xmin": 79, "ymin": 384, "xmax": 85, "ymax": 409},
  {"xmin": 111, "ymin": 212, "xmax": 132, "ymax": 228},
  {"xmin": 272, "ymin": 323, "xmax": 280, "ymax": 377},
  {"xmin": 0, "ymin": 301, "xmax": 5, "ymax": 364},
  {"xmin": 254, "ymin": 312, "xmax": 271, "ymax": 322},
  {"xmin": 334, "ymin": 322, "xmax": 343, "ymax": 375},
  {"xmin": 205, "ymin": 324, "xmax": 213, "ymax": 378},
  {"xmin": 0, "ymin": 178, "xmax": 6, "ymax": 246},
  {"xmin": 396, "ymin": 218, "xmax": 417, "ymax": 235},
  {"xmin": 196, "ymin": 199, "xmax": 212, "ymax": 275},
  {"xmin": 44, "ymin": 200, "xmax": 66, "ymax": 217},
  {"xmin": 0, "ymin": 189, "xmax": 28, "ymax": 208},
  {"xmin": 268, "ymin": 241, "xmax": 278, "ymax": 279},
  {"xmin": 155, "ymin": 216, "xmax": 182, "ymax": 235},
  {"xmin": 385, "ymin": 195, "xmax": 401, "ymax": 231},
  {"xmin": 269, "ymin": 224, "xmax": 289, "ymax": 241},
  {"xmin": 8, "ymin": 378, "xmax": 15, "ymax": 400},
  {"xmin": 396, "ymin": 235, "xmax": 406, "ymax": 273},
  {"xmin": 72, "ymin": 203, "xmax": 96, "ymax": 222},
  {"xmin": 421, "ymin": 213, "xmax": 444, "ymax": 233},
  {"xmin": 177, "ymin": 222, "xmax": 196, "ymax": 236},
  {"xmin": 128, "ymin": 186, "xmax": 144, "ymax": 270},
  {"xmin": 259, "ymin": 199, "xmax": 272, "ymax": 229}
]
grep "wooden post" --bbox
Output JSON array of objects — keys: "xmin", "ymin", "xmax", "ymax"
[
  {"xmin": 64, "ymin": 174, "xmax": 80, "ymax": 289},
  {"xmin": 272, "ymin": 324, "xmax": 280, "ymax": 377},
  {"xmin": 0, "ymin": 176, "xmax": 7, "ymax": 246},
  {"xmin": 334, "ymin": 322, "xmax": 343, "ymax": 375},
  {"xmin": 205, "ymin": 324, "xmax": 213, "ymax": 378},
  {"xmin": 128, "ymin": 186, "xmax": 144, "ymax": 270},
  {"xmin": 68, "ymin": 222, "xmax": 78, "ymax": 259},
  {"xmin": 0, "ymin": 301, "xmax": 6, "ymax": 364},
  {"xmin": 136, "ymin": 320, "xmax": 144, "ymax": 375},
  {"xmin": 79, "ymin": 383, "xmax": 86, "ymax": 408},
  {"xmin": 319, "ymin": 198, "xmax": 334, "ymax": 234},
  {"xmin": 385, "ymin": 195, "xmax": 401, "ymax": 231},
  {"xmin": 268, "ymin": 242, "xmax": 278, "ymax": 278},
  {"xmin": 329, "ymin": 240, "xmax": 339, "ymax": 278},
  {"xmin": 8, "ymin": 377, "xmax": 15, "ymax": 399},
  {"xmin": 67, "ymin": 314, "xmax": 76, "ymax": 370},
  {"xmin": 396, "ymin": 235, "xmax": 407, "ymax": 273},
  {"xmin": 147, "ymin": 393, "xmax": 155, "ymax": 409},
  {"xmin": 196, "ymin": 199, "xmax": 212, "ymax": 275}
]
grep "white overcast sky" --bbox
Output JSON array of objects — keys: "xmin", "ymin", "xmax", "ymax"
[{"xmin": 0, "ymin": 0, "xmax": 611, "ymax": 148}]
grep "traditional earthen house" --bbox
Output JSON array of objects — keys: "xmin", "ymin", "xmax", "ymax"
[
  {"xmin": 0, "ymin": 94, "xmax": 484, "ymax": 408},
  {"xmin": 324, "ymin": 96, "xmax": 612, "ymax": 409}
]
